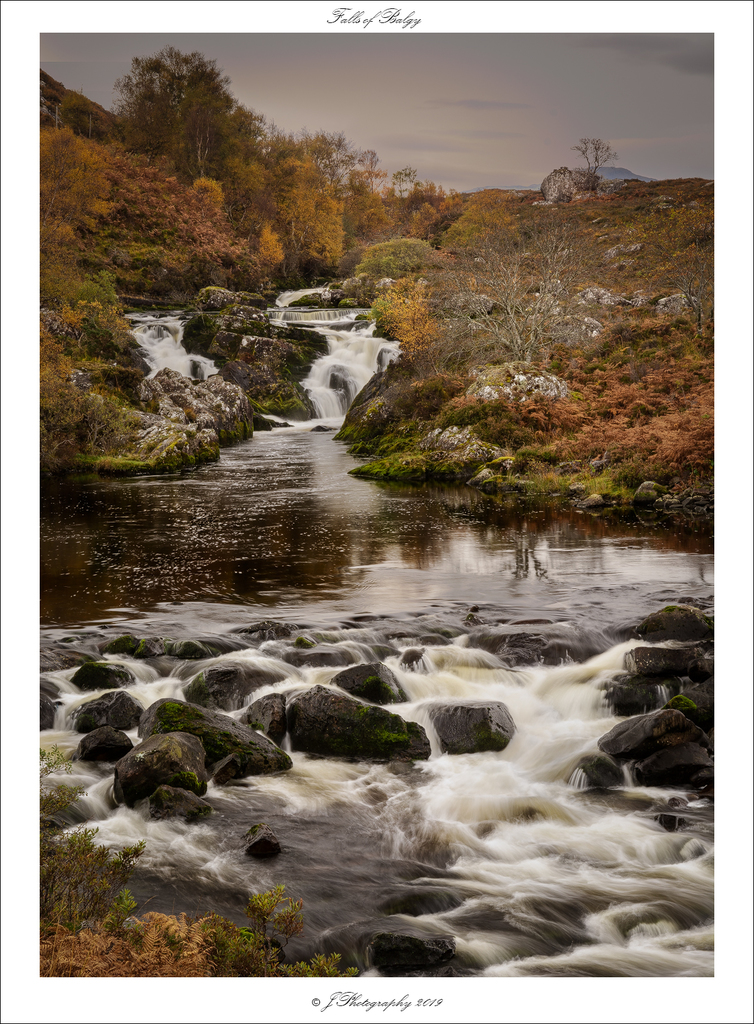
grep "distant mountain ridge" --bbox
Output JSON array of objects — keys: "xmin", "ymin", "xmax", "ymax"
[{"xmin": 468, "ymin": 167, "xmax": 657, "ymax": 193}]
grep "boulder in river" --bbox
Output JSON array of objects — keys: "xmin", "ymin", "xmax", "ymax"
[
  {"xmin": 604, "ymin": 675, "xmax": 680, "ymax": 717},
  {"xmin": 71, "ymin": 661, "xmax": 135, "ymax": 692},
  {"xmin": 367, "ymin": 932, "xmax": 456, "ymax": 970},
  {"xmin": 244, "ymin": 823, "xmax": 281, "ymax": 857},
  {"xmin": 330, "ymin": 663, "xmax": 407, "ymax": 704},
  {"xmin": 71, "ymin": 690, "xmax": 144, "ymax": 733},
  {"xmin": 114, "ymin": 732, "xmax": 209, "ymax": 806},
  {"xmin": 634, "ymin": 743, "xmax": 713, "ymax": 788},
  {"xmin": 632, "ymin": 481, "xmax": 668, "ymax": 506},
  {"xmin": 99, "ymin": 634, "xmax": 140, "ymax": 656},
  {"xmin": 624, "ymin": 644, "xmax": 710, "ymax": 677},
  {"xmin": 75, "ymin": 726, "xmax": 134, "ymax": 762},
  {"xmin": 148, "ymin": 785, "xmax": 212, "ymax": 822},
  {"xmin": 574, "ymin": 754, "xmax": 624, "ymax": 789},
  {"xmin": 184, "ymin": 662, "xmax": 284, "ymax": 712},
  {"xmin": 40, "ymin": 694, "xmax": 56, "ymax": 730},
  {"xmin": 635, "ymin": 605, "xmax": 713, "ymax": 643},
  {"xmin": 139, "ymin": 698, "xmax": 292, "ymax": 776},
  {"xmin": 244, "ymin": 693, "xmax": 287, "ymax": 744},
  {"xmin": 286, "ymin": 685, "xmax": 430, "ymax": 761},
  {"xmin": 427, "ymin": 700, "xmax": 516, "ymax": 754},
  {"xmin": 598, "ymin": 709, "xmax": 709, "ymax": 761}
]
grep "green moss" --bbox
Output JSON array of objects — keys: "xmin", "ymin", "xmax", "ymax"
[
  {"xmin": 293, "ymin": 635, "xmax": 316, "ymax": 649},
  {"xmin": 101, "ymin": 634, "xmax": 139, "ymax": 656},
  {"xmin": 663, "ymin": 694, "xmax": 697, "ymax": 713},
  {"xmin": 164, "ymin": 770, "xmax": 207, "ymax": 797},
  {"xmin": 183, "ymin": 673, "xmax": 211, "ymax": 708},
  {"xmin": 75, "ymin": 712, "xmax": 98, "ymax": 733},
  {"xmin": 350, "ymin": 453, "xmax": 429, "ymax": 482}
]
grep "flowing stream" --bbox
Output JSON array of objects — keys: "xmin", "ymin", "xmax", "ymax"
[{"xmin": 40, "ymin": 299, "xmax": 714, "ymax": 979}]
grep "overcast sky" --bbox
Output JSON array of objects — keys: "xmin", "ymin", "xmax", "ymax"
[{"xmin": 40, "ymin": 29, "xmax": 714, "ymax": 190}]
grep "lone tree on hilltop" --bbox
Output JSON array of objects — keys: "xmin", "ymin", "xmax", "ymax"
[{"xmin": 571, "ymin": 138, "xmax": 618, "ymax": 190}]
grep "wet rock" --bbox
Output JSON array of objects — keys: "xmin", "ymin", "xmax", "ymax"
[
  {"xmin": 689, "ymin": 766, "xmax": 714, "ymax": 790},
  {"xmin": 286, "ymin": 685, "xmax": 430, "ymax": 762},
  {"xmin": 40, "ymin": 694, "xmax": 57, "ymax": 730},
  {"xmin": 581, "ymin": 493, "xmax": 605, "ymax": 508},
  {"xmin": 184, "ymin": 663, "xmax": 284, "ymax": 712},
  {"xmin": 378, "ymin": 890, "xmax": 464, "ymax": 917},
  {"xmin": 575, "ymin": 754, "xmax": 624, "ymax": 789},
  {"xmin": 210, "ymin": 753, "xmax": 244, "ymax": 785},
  {"xmin": 99, "ymin": 634, "xmax": 139, "ymax": 656},
  {"xmin": 604, "ymin": 675, "xmax": 680, "ymax": 717},
  {"xmin": 367, "ymin": 932, "xmax": 456, "ymax": 970},
  {"xmin": 71, "ymin": 661, "xmax": 135, "ymax": 692},
  {"xmin": 148, "ymin": 785, "xmax": 212, "ymax": 821},
  {"xmin": 40, "ymin": 676, "xmax": 62, "ymax": 700},
  {"xmin": 655, "ymin": 814, "xmax": 687, "ymax": 832},
  {"xmin": 428, "ymin": 700, "xmax": 516, "ymax": 754},
  {"xmin": 281, "ymin": 646, "xmax": 358, "ymax": 669},
  {"xmin": 75, "ymin": 726, "xmax": 134, "ymax": 762},
  {"xmin": 624, "ymin": 645, "xmax": 709, "ymax": 677},
  {"xmin": 235, "ymin": 620, "xmax": 300, "ymax": 642},
  {"xmin": 668, "ymin": 682, "xmax": 714, "ymax": 730},
  {"xmin": 310, "ymin": 424, "xmax": 335, "ymax": 432},
  {"xmin": 330, "ymin": 663, "xmax": 407, "ymax": 705},
  {"xmin": 133, "ymin": 637, "xmax": 169, "ymax": 659},
  {"xmin": 167, "ymin": 639, "xmax": 220, "ymax": 660},
  {"xmin": 114, "ymin": 732, "xmax": 209, "ymax": 806},
  {"xmin": 243, "ymin": 693, "xmax": 287, "ymax": 744},
  {"xmin": 40, "ymin": 647, "xmax": 94, "ymax": 673},
  {"xmin": 139, "ymin": 698, "xmax": 292, "ymax": 776},
  {"xmin": 399, "ymin": 647, "xmax": 425, "ymax": 671},
  {"xmin": 493, "ymin": 632, "xmax": 548, "ymax": 667},
  {"xmin": 688, "ymin": 653, "xmax": 714, "ymax": 683},
  {"xmin": 635, "ymin": 605, "xmax": 713, "ymax": 643},
  {"xmin": 598, "ymin": 709, "xmax": 709, "ymax": 761},
  {"xmin": 244, "ymin": 823, "xmax": 281, "ymax": 857},
  {"xmin": 71, "ymin": 690, "xmax": 144, "ymax": 733},
  {"xmin": 634, "ymin": 743, "xmax": 713, "ymax": 788}
]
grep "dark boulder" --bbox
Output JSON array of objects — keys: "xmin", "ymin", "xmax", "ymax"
[
  {"xmin": 635, "ymin": 606, "xmax": 713, "ymax": 643},
  {"xmin": 167, "ymin": 639, "xmax": 220, "ymax": 660},
  {"xmin": 624, "ymin": 645, "xmax": 710, "ymax": 677},
  {"xmin": 148, "ymin": 785, "xmax": 212, "ymax": 822},
  {"xmin": 71, "ymin": 661, "xmax": 135, "ymax": 692},
  {"xmin": 427, "ymin": 701, "xmax": 515, "ymax": 754},
  {"xmin": 184, "ymin": 662, "xmax": 285, "ymax": 712},
  {"xmin": 494, "ymin": 633, "xmax": 548, "ymax": 667},
  {"xmin": 114, "ymin": 732, "xmax": 209, "ymax": 806},
  {"xmin": 75, "ymin": 726, "xmax": 134, "ymax": 762},
  {"xmin": 598, "ymin": 709, "xmax": 709, "ymax": 761},
  {"xmin": 665, "ymin": 685, "xmax": 714, "ymax": 730},
  {"xmin": 210, "ymin": 753, "xmax": 245, "ymax": 785},
  {"xmin": 574, "ymin": 754, "xmax": 624, "ymax": 789},
  {"xmin": 330, "ymin": 663, "xmax": 407, "ymax": 705},
  {"xmin": 399, "ymin": 648, "xmax": 425, "ymax": 671},
  {"xmin": 244, "ymin": 823, "xmax": 281, "ymax": 857},
  {"xmin": 40, "ymin": 676, "xmax": 61, "ymax": 700},
  {"xmin": 244, "ymin": 693, "xmax": 287, "ymax": 744},
  {"xmin": 133, "ymin": 637, "xmax": 169, "ymax": 659},
  {"xmin": 655, "ymin": 814, "xmax": 687, "ymax": 832},
  {"xmin": 40, "ymin": 647, "xmax": 94, "ymax": 672},
  {"xmin": 71, "ymin": 690, "xmax": 144, "ymax": 733},
  {"xmin": 286, "ymin": 685, "xmax": 430, "ymax": 762},
  {"xmin": 281, "ymin": 645, "xmax": 358, "ymax": 669},
  {"xmin": 235, "ymin": 620, "xmax": 300, "ymax": 642},
  {"xmin": 634, "ymin": 743, "xmax": 713, "ymax": 788},
  {"xmin": 367, "ymin": 932, "xmax": 456, "ymax": 970},
  {"xmin": 688, "ymin": 654, "xmax": 714, "ymax": 683},
  {"xmin": 139, "ymin": 698, "xmax": 292, "ymax": 776},
  {"xmin": 40, "ymin": 694, "xmax": 56, "ymax": 730},
  {"xmin": 604, "ymin": 675, "xmax": 680, "ymax": 717}
]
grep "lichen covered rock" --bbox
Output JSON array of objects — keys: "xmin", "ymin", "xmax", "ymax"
[
  {"xmin": 114, "ymin": 732, "xmax": 209, "ymax": 806},
  {"xmin": 465, "ymin": 363, "xmax": 568, "ymax": 403}
]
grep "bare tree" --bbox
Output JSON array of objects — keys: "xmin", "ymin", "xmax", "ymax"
[
  {"xmin": 439, "ymin": 221, "xmax": 592, "ymax": 364},
  {"xmin": 570, "ymin": 138, "xmax": 618, "ymax": 190}
]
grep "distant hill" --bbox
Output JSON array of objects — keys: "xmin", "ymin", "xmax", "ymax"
[{"xmin": 40, "ymin": 70, "xmax": 117, "ymax": 140}]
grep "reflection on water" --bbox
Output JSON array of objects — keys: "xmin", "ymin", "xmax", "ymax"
[{"xmin": 41, "ymin": 427, "xmax": 712, "ymax": 632}]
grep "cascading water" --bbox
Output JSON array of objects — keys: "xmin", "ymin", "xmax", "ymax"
[
  {"xmin": 268, "ymin": 304, "xmax": 398, "ymax": 419},
  {"xmin": 127, "ymin": 312, "xmax": 216, "ymax": 380}
]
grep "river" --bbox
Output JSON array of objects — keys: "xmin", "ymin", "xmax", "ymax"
[{"xmin": 38, "ymin": 304, "xmax": 715, "ymax": 983}]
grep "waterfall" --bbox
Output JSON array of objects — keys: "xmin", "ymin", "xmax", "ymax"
[
  {"xmin": 127, "ymin": 313, "xmax": 217, "ymax": 380},
  {"xmin": 271, "ymin": 308, "xmax": 372, "ymax": 322},
  {"xmin": 300, "ymin": 319, "xmax": 399, "ymax": 419}
]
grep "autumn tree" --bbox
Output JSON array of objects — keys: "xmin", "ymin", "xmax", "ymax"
[
  {"xmin": 372, "ymin": 280, "xmax": 441, "ymax": 371},
  {"xmin": 650, "ymin": 207, "xmax": 714, "ymax": 330}
]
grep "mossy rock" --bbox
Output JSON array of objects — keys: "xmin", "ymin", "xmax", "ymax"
[
  {"xmin": 338, "ymin": 298, "xmax": 360, "ymax": 308},
  {"xmin": 427, "ymin": 701, "xmax": 515, "ymax": 754},
  {"xmin": 100, "ymin": 634, "xmax": 139, "ymax": 656},
  {"xmin": 182, "ymin": 313, "xmax": 218, "ymax": 354},
  {"xmin": 350, "ymin": 453, "xmax": 430, "ymax": 482},
  {"xmin": 604, "ymin": 674, "xmax": 680, "ymax": 717},
  {"xmin": 293, "ymin": 635, "xmax": 317, "ymax": 649},
  {"xmin": 574, "ymin": 754, "xmax": 624, "ymax": 789},
  {"xmin": 330, "ymin": 663, "xmax": 407, "ymax": 705},
  {"xmin": 286, "ymin": 685, "xmax": 430, "ymax": 761},
  {"xmin": 148, "ymin": 785, "xmax": 212, "ymax": 821},
  {"xmin": 138, "ymin": 698, "xmax": 292, "ymax": 776},
  {"xmin": 167, "ymin": 639, "xmax": 219, "ymax": 660},
  {"xmin": 636, "ymin": 605, "xmax": 713, "ymax": 643},
  {"xmin": 114, "ymin": 732, "xmax": 209, "ymax": 806},
  {"xmin": 133, "ymin": 637, "xmax": 169, "ymax": 659},
  {"xmin": 71, "ymin": 661, "xmax": 135, "ymax": 692},
  {"xmin": 288, "ymin": 294, "xmax": 322, "ymax": 308}
]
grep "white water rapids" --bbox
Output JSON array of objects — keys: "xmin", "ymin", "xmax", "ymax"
[
  {"xmin": 127, "ymin": 313, "xmax": 216, "ymax": 380},
  {"xmin": 41, "ymin": 627, "xmax": 714, "ymax": 978}
]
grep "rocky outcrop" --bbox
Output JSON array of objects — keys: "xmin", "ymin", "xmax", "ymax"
[
  {"xmin": 139, "ymin": 367, "xmax": 253, "ymax": 441},
  {"xmin": 577, "ymin": 287, "xmax": 631, "ymax": 308},
  {"xmin": 114, "ymin": 732, "xmax": 209, "ymax": 806},
  {"xmin": 195, "ymin": 287, "xmax": 265, "ymax": 311},
  {"xmin": 427, "ymin": 700, "xmax": 516, "ymax": 754},
  {"xmin": 466, "ymin": 363, "xmax": 568, "ymax": 403},
  {"xmin": 148, "ymin": 785, "xmax": 212, "ymax": 821},
  {"xmin": 286, "ymin": 685, "xmax": 430, "ymax": 761},
  {"xmin": 139, "ymin": 698, "xmax": 292, "ymax": 777},
  {"xmin": 330, "ymin": 663, "xmax": 407, "ymax": 705}
]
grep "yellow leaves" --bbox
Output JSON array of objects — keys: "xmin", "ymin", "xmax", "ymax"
[
  {"xmin": 374, "ymin": 280, "xmax": 438, "ymax": 368},
  {"xmin": 257, "ymin": 223, "xmax": 284, "ymax": 273},
  {"xmin": 192, "ymin": 176, "xmax": 224, "ymax": 207}
]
